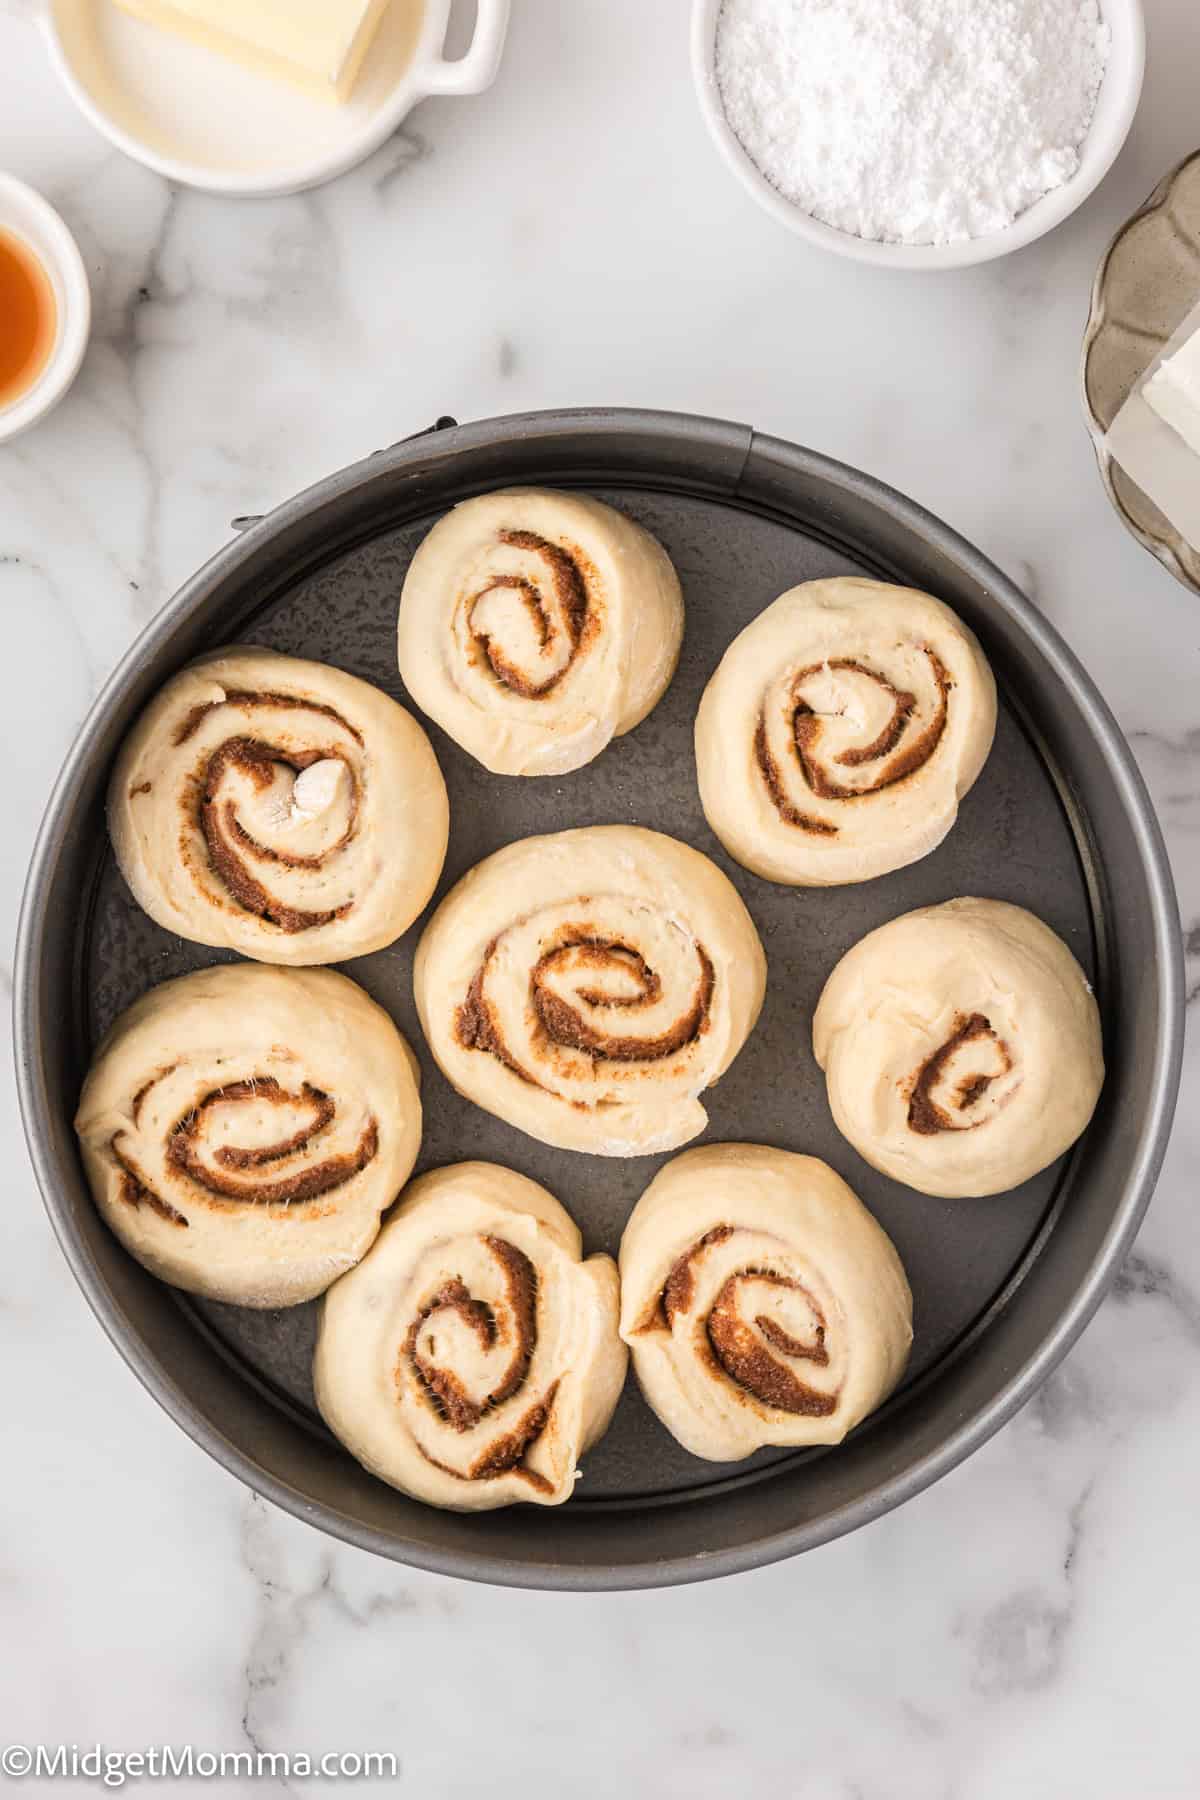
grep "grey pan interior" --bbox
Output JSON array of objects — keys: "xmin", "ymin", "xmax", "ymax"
[{"xmin": 14, "ymin": 409, "xmax": 1183, "ymax": 1590}]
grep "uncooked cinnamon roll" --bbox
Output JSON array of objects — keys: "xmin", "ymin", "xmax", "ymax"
[
  {"xmin": 74, "ymin": 964, "xmax": 422, "ymax": 1307},
  {"xmin": 619, "ymin": 1144, "xmax": 912, "ymax": 1462},
  {"xmin": 109, "ymin": 647, "xmax": 449, "ymax": 964},
  {"xmin": 695, "ymin": 578, "xmax": 997, "ymax": 885},
  {"xmin": 413, "ymin": 826, "xmax": 767, "ymax": 1156},
  {"xmin": 397, "ymin": 488, "xmax": 684, "ymax": 775},
  {"xmin": 813, "ymin": 899, "xmax": 1104, "ymax": 1198},
  {"xmin": 314, "ymin": 1162, "xmax": 626, "ymax": 1510}
]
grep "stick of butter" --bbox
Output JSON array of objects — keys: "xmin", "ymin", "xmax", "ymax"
[
  {"xmin": 1143, "ymin": 325, "xmax": 1200, "ymax": 458},
  {"xmin": 114, "ymin": 0, "xmax": 393, "ymax": 104},
  {"xmin": 1105, "ymin": 299, "xmax": 1200, "ymax": 555}
]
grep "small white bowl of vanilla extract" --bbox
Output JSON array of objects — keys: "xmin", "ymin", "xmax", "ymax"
[{"xmin": 0, "ymin": 174, "xmax": 90, "ymax": 442}]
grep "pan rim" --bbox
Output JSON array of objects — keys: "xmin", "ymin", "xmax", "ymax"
[{"xmin": 13, "ymin": 406, "xmax": 1185, "ymax": 1590}]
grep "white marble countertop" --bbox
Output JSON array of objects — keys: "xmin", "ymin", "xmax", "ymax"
[{"xmin": 2, "ymin": 2, "xmax": 1198, "ymax": 1793}]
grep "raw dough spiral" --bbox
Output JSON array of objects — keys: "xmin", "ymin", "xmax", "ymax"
[
  {"xmin": 314, "ymin": 1162, "xmax": 626, "ymax": 1510},
  {"xmin": 109, "ymin": 647, "xmax": 449, "ymax": 964},
  {"xmin": 413, "ymin": 826, "xmax": 767, "ymax": 1156},
  {"xmin": 74, "ymin": 964, "xmax": 422, "ymax": 1307},
  {"xmin": 397, "ymin": 487, "xmax": 684, "ymax": 775},
  {"xmin": 619, "ymin": 1144, "xmax": 912, "ymax": 1462},
  {"xmin": 695, "ymin": 578, "xmax": 997, "ymax": 885},
  {"xmin": 813, "ymin": 898, "xmax": 1104, "ymax": 1198}
]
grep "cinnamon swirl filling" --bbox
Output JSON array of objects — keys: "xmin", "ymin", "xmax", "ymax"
[
  {"xmin": 406, "ymin": 1238, "xmax": 538, "ymax": 1432},
  {"xmin": 173, "ymin": 689, "xmax": 365, "ymax": 935},
  {"xmin": 111, "ymin": 1074, "xmax": 380, "ymax": 1219},
  {"xmin": 707, "ymin": 1273, "xmax": 835, "ymax": 1417},
  {"xmin": 756, "ymin": 650, "xmax": 951, "ymax": 836},
  {"xmin": 415, "ymin": 827, "xmax": 765, "ymax": 1156},
  {"xmin": 173, "ymin": 688, "xmax": 364, "ymax": 750},
  {"xmin": 165, "ymin": 1077, "xmax": 378, "ymax": 1204},
  {"xmin": 197, "ymin": 735, "xmax": 359, "ymax": 934},
  {"xmin": 906, "ymin": 1012, "xmax": 1018, "ymax": 1136},
  {"xmin": 401, "ymin": 1237, "xmax": 556, "ymax": 1492},
  {"xmin": 456, "ymin": 916, "xmax": 716, "ymax": 1097},
  {"xmin": 113, "ymin": 1150, "xmax": 188, "ymax": 1228},
  {"xmin": 643, "ymin": 1228, "xmax": 838, "ymax": 1418},
  {"xmin": 466, "ymin": 530, "xmax": 597, "ymax": 699}
]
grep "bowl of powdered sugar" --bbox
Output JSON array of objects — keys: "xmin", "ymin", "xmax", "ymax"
[{"xmin": 693, "ymin": 0, "xmax": 1144, "ymax": 269}]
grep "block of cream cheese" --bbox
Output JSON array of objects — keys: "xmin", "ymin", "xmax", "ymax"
[
  {"xmin": 115, "ymin": 0, "xmax": 392, "ymax": 103},
  {"xmin": 1144, "ymin": 326, "xmax": 1200, "ymax": 457},
  {"xmin": 1106, "ymin": 300, "xmax": 1200, "ymax": 553}
]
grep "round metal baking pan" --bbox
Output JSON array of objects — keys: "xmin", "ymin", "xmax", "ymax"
[{"xmin": 14, "ymin": 409, "xmax": 1183, "ymax": 1590}]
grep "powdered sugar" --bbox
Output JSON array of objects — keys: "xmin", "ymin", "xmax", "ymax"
[{"xmin": 715, "ymin": 0, "xmax": 1110, "ymax": 246}]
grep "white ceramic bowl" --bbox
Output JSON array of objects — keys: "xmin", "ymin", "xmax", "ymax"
[
  {"xmin": 692, "ymin": 0, "xmax": 1146, "ymax": 271},
  {"xmin": 11, "ymin": 0, "xmax": 510, "ymax": 198},
  {"xmin": 0, "ymin": 173, "xmax": 90, "ymax": 443}
]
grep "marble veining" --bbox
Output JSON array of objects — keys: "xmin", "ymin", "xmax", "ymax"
[{"xmin": 2, "ymin": 1, "xmax": 1198, "ymax": 1793}]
